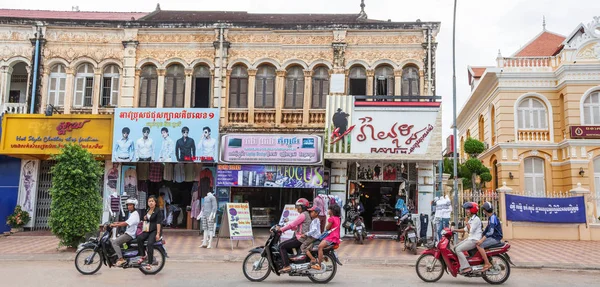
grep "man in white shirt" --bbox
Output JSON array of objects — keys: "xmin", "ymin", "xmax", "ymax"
[
  {"xmin": 136, "ymin": 127, "xmax": 154, "ymax": 161},
  {"xmin": 114, "ymin": 127, "xmax": 134, "ymax": 162},
  {"xmin": 110, "ymin": 198, "xmax": 140, "ymax": 267},
  {"xmin": 452, "ymin": 202, "xmax": 482, "ymax": 274},
  {"xmin": 158, "ymin": 127, "xmax": 175, "ymax": 162},
  {"xmin": 198, "ymin": 126, "xmax": 217, "ymax": 162}
]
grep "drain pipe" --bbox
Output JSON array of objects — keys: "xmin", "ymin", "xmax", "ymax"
[
  {"xmin": 30, "ymin": 23, "xmax": 42, "ymax": 114},
  {"xmin": 217, "ymin": 24, "xmax": 224, "ymax": 114}
]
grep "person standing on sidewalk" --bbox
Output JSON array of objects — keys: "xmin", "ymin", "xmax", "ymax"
[
  {"xmin": 476, "ymin": 202, "xmax": 503, "ymax": 272},
  {"xmin": 452, "ymin": 202, "xmax": 482, "ymax": 274}
]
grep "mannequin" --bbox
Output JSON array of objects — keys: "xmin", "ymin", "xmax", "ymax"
[{"xmin": 197, "ymin": 191, "xmax": 217, "ymax": 248}]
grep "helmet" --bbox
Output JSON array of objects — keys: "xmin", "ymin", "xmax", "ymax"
[
  {"xmin": 125, "ymin": 198, "xmax": 138, "ymax": 208},
  {"xmin": 462, "ymin": 202, "xmax": 479, "ymax": 214},
  {"xmin": 482, "ymin": 201, "xmax": 493, "ymax": 213},
  {"xmin": 295, "ymin": 198, "xmax": 310, "ymax": 210}
]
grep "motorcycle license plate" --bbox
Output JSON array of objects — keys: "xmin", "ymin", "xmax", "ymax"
[{"xmin": 408, "ymin": 233, "xmax": 416, "ymax": 239}]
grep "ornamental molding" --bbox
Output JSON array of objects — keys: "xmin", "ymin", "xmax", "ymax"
[
  {"xmin": 498, "ymin": 79, "xmax": 556, "ymax": 88},
  {"xmin": 345, "ymin": 34, "xmax": 422, "ymax": 45},
  {"xmin": 227, "ymin": 32, "xmax": 333, "ymax": 45},
  {"xmin": 45, "ymin": 30, "xmax": 126, "ymax": 44},
  {"xmin": 136, "ymin": 47, "xmax": 214, "ymax": 65},
  {"xmin": 44, "ymin": 44, "xmax": 124, "ymax": 62},
  {"xmin": 228, "ymin": 48, "xmax": 331, "ymax": 66},
  {"xmin": 0, "ymin": 29, "xmax": 34, "ymax": 41},
  {"xmin": 344, "ymin": 48, "xmax": 424, "ymax": 67},
  {"xmin": 0, "ymin": 44, "xmax": 33, "ymax": 61},
  {"xmin": 137, "ymin": 32, "xmax": 215, "ymax": 43}
]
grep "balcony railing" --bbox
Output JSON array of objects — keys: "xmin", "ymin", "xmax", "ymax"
[
  {"xmin": 1, "ymin": 103, "xmax": 28, "ymax": 114},
  {"xmin": 308, "ymin": 109, "xmax": 326, "ymax": 125},
  {"xmin": 517, "ymin": 129, "xmax": 550, "ymax": 142},
  {"xmin": 281, "ymin": 110, "xmax": 303, "ymax": 125},
  {"xmin": 254, "ymin": 109, "xmax": 276, "ymax": 124},
  {"xmin": 498, "ymin": 56, "xmax": 559, "ymax": 71},
  {"xmin": 353, "ymin": 95, "xmax": 441, "ymax": 102},
  {"xmin": 228, "ymin": 109, "xmax": 249, "ymax": 124}
]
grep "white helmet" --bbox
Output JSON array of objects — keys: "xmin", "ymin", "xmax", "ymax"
[{"xmin": 125, "ymin": 198, "xmax": 138, "ymax": 208}]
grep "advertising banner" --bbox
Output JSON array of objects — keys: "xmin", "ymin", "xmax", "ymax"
[
  {"xmin": 113, "ymin": 108, "xmax": 219, "ymax": 163},
  {"xmin": 217, "ymin": 165, "xmax": 325, "ymax": 188},
  {"xmin": 219, "ymin": 134, "xmax": 322, "ymax": 165},
  {"xmin": 505, "ymin": 194, "xmax": 587, "ymax": 223},
  {"xmin": 570, "ymin": 126, "xmax": 600, "ymax": 139},
  {"xmin": 226, "ymin": 203, "xmax": 253, "ymax": 240},
  {"xmin": 0, "ymin": 114, "xmax": 113, "ymax": 155},
  {"xmin": 278, "ymin": 204, "xmax": 300, "ymax": 241}
]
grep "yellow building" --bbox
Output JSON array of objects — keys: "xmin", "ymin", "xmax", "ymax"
[{"xmin": 457, "ymin": 17, "xmax": 600, "ymax": 222}]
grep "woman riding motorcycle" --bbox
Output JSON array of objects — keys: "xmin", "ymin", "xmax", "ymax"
[{"xmin": 275, "ymin": 198, "xmax": 312, "ymax": 273}]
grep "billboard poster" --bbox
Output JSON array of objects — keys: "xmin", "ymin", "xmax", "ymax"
[
  {"xmin": 226, "ymin": 203, "xmax": 253, "ymax": 240},
  {"xmin": 506, "ymin": 194, "xmax": 586, "ymax": 223},
  {"xmin": 217, "ymin": 165, "xmax": 325, "ymax": 188},
  {"xmin": 219, "ymin": 134, "xmax": 322, "ymax": 165},
  {"xmin": 113, "ymin": 108, "xmax": 219, "ymax": 163},
  {"xmin": 278, "ymin": 204, "xmax": 300, "ymax": 241}
]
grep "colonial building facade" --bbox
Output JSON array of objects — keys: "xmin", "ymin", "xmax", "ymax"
[{"xmin": 457, "ymin": 17, "xmax": 600, "ymax": 222}]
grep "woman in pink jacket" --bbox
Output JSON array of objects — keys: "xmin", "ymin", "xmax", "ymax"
[{"xmin": 275, "ymin": 198, "xmax": 311, "ymax": 273}]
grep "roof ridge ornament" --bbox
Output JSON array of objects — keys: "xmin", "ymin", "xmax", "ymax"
[
  {"xmin": 156, "ymin": 3, "xmax": 161, "ymax": 11},
  {"xmin": 543, "ymin": 15, "xmax": 546, "ymax": 31},
  {"xmin": 357, "ymin": 0, "xmax": 368, "ymax": 21}
]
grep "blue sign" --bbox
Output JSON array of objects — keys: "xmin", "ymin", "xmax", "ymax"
[
  {"xmin": 505, "ymin": 194, "xmax": 586, "ymax": 223},
  {"xmin": 113, "ymin": 108, "xmax": 219, "ymax": 163}
]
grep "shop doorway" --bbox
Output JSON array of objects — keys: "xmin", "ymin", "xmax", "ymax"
[
  {"xmin": 355, "ymin": 181, "xmax": 417, "ymax": 232},
  {"xmin": 34, "ymin": 160, "xmax": 55, "ymax": 230}
]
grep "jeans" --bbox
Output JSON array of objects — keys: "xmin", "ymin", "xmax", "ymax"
[
  {"xmin": 437, "ymin": 218, "xmax": 449, "ymax": 241},
  {"xmin": 110, "ymin": 233, "xmax": 132, "ymax": 259},
  {"xmin": 137, "ymin": 230, "xmax": 158, "ymax": 264},
  {"xmin": 279, "ymin": 237, "xmax": 302, "ymax": 267},
  {"xmin": 455, "ymin": 239, "xmax": 477, "ymax": 271}
]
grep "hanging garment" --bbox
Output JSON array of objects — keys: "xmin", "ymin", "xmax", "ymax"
[
  {"xmin": 137, "ymin": 163, "xmax": 150, "ymax": 181},
  {"xmin": 149, "ymin": 163, "xmax": 164, "ymax": 183},
  {"xmin": 184, "ymin": 163, "xmax": 195, "ymax": 182},
  {"xmin": 163, "ymin": 163, "xmax": 174, "ymax": 181},
  {"xmin": 174, "ymin": 163, "xmax": 185, "ymax": 183},
  {"xmin": 138, "ymin": 191, "xmax": 147, "ymax": 210},
  {"xmin": 110, "ymin": 196, "xmax": 120, "ymax": 213}
]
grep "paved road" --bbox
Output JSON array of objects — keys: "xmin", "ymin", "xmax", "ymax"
[{"xmin": 2, "ymin": 261, "xmax": 599, "ymax": 287}]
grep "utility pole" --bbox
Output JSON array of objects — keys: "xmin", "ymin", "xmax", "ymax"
[{"xmin": 452, "ymin": 0, "xmax": 459, "ymax": 233}]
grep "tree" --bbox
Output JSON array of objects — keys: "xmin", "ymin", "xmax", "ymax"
[
  {"xmin": 462, "ymin": 138, "xmax": 491, "ymax": 192},
  {"xmin": 49, "ymin": 144, "xmax": 103, "ymax": 248}
]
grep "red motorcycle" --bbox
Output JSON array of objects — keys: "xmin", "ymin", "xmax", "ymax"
[{"xmin": 415, "ymin": 227, "xmax": 514, "ymax": 285}]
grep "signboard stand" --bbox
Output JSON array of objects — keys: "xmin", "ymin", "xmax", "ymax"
[{"xmin": 215, "ymin": 203, "xmax": 254, "ymax": 250}]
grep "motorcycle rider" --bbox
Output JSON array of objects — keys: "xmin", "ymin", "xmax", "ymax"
[
  {"xmin": 109, "ymin": 198, "xmax": 140, "ymax": 267},
  {"xmin": 476, "ymin": 201, "xmax": 503, "ymax": 272},
  {"xmin": 276, "ymin": 198, "xmax": 312, "ymax": 273},
  {"xmin": 452, "ymin": 202, "xmax": 482, "ymax": 274}
]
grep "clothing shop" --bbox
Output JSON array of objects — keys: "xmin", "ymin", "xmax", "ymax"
[
  {"xmin": 108, "ymin": 108, "xmax": 220, "ymax": 230},
  {"xmin": 216, "ymin": 133, "xmax": 326, "ymax": 228},
  {"xmin": 324, "ymin": 95, "xmax": 443, "ymax": 235},
  {"xmin": 0, "ymin": 114, "xmax": 114, "ymax": 230}
]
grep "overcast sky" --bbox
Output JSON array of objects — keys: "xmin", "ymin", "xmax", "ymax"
[{"xmin": 2, "ymin": 0, "xmax": 599, "ymax": 146}]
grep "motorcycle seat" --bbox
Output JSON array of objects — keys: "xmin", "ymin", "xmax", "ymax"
[
  {"xmin": 485, "ymin": 242, "xmax": 506, "ymax": 250},
  {"xmin": 290, "ymin": 254, "xmax": 307, "ymax": 262},
  {"xmin": 129, "ymin": 237, "xmax": 163, "ymax": 248}
]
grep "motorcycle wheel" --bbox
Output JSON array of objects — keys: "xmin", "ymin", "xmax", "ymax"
[
  {"xmin": 415, "ymin": 254, "xmax": 444, "ymax": 283},
  {"xmin": 358, "ymin": 233, "xmax": 364, "ymax": 245},
  {"xmin": 411, "ymin": 241, "xmax": 417, "ymax": 255},
  {"xmin": 309, "ymin": 253, "xmax": 337, "ymax": 284},
  {"xmin": 242, "ymin": 251, "xmax": 271, "ymax": 282},
  {"xmin": 74, "ymin": 247, "xmax": 102, "ymax": 275},
  {"xmin": 482, "ymin": 255, "xmax": 511, "ymax": 285},
  {"xmin": 138, "ymin": 248, "xmax": 166, "ymax": 275}
]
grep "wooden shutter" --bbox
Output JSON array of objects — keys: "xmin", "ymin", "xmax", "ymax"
[
  {"xmin": 285, "ymin": 78, "xmax": 294, "ymax": 108},
  {"xmin": 229, "ymin": 77, "xmax": 239, "ymax": 108},
  {"xmin": 58, "ymin": 77, "xmax": 66, "ymax": 106},
  {"xmin": 84, "ymin": 77, "xmax": 93, "ymax": 107},
  {"xmin": 295, "ymin": 78, "xmax": 304, "ymax": 108},
  {"xmin": 239, "ymin": 78, "xmax": 248, "ymax": 108},
  {"xmin": 140, "ymin": 78, "xmax": 149, "ymax": 107},
  {"xmin": 255, "ymin": 78, "xmax": 265, "ymax": 108},
  {"xmin": 74, "ymin": 77, "xmax": 84, "ymax": 107},
  {"xmin": 164, "ymin": 77, "xmax": 175, "ymax": 107},
  {"xmin": 265, "ymin": 77, "xmax": 275, "ymax": 108},
  {"xmin": 149, "ymin": 78, "xmax": 157, "ymax": 107},
  {"xmin": 175, "ymin": 78, "xmax": 185, "ymax": 107},
  {"xmin": 111, "ymin": 77, "xmax": 119, "ymax": 106}
]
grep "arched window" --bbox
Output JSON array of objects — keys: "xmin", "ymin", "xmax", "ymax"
[
  {"xmin": 517, "ymin": 98, "xmax": 548, "ymax": 130},
  {"xmin": 101, "ymin": 65, "xmax": 119, "ymax": 107},
  {"xmin": 374, "ymin": 65, "xmax": 394, "ymax": 96},
  {"xmin": 401, "ymin": 66, "xmax": 420, "ymax": 97},
  {"xmin": 164, "ymin": 64, "xmax": 185, "ymax": 108},
  {"xmin": 524, "ymin": 157, "xmax": 545, "ymax": 195},
  {"xmin": 491, "ymin": 106, "xmax": 496, "ymax": 145},
  {"xmin": 139, "ymin": 65, "xmax": 158, "ymax": 108},
  {"xmin": 348, "ymin": 66, "xmax": 366, "ymax": 95},
  {"xmin": 460, "ymin": 136, "xmax": 465, "ymax": 160},
  {"xmin": 74, "ymin": 63, "xmax": 94, "ymax": 107},
  {"xmin": 284, "ymin": 66, "xmax": 305, "ymax": 109},
  {"xmin": 229, "ymin": 65, "xmax": 248, "ymax": 108},
  {"xmin": 48, "ymin": 64, "xmax": 67, "ymax": 106},
  {"xmin": 255, "ymin": 65, "xmax": 276, "ymax": 108},
  {"xmin": 583, "ymin": 91, "xmax": 600, "ymax": 125},
  {"xmin": 193, "ymin": 65, "xmax": 211, "ymax": 108},
  {"xmin": 312, "ymin": 67, "xmax": 329, "ymax": 109},
  {"xmin": 478, "ymin": 115, "xmax": 485, "ymax": 142}
]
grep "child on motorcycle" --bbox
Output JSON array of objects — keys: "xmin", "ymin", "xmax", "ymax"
[
  {"xmin": 476, "ymin": 201, "xmax": 503, "ymax": 272},
  {"xmin": 311, "ymin": 204, "xmax": 341, "ymax": 270},
  {"xmin": 301, "ymin": 206, "xmax": 322, "ymax": 265}
]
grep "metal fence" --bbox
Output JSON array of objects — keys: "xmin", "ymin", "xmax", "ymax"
[{"xmin": 457, "ymin": 189, "xmax": 500, "ymax": 222}]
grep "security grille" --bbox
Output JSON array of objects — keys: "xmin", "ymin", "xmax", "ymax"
[{"xmin": 34, "ymin": 160, "xmax": 55, "ymax": 230}]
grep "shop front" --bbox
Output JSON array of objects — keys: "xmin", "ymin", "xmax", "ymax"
[
  {"xmin": 217, "ymin": 134, "xmax": 324, "ymax": 228},
  {"xmin": 109, "ymin": 108, "xmax": 220, "ymax": 230},
  {"xmin": 0, "ymin": 114, "xmax": 114, "ymax": 229},
  {"xmin": 325, "ymin": 96, "xmax": 442, "ymax": 236}
]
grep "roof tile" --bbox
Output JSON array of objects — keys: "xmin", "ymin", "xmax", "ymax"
[
  {"xmin": 514, "ymin": 31, "xmax": 565, "ymax": 57},
  {"xmin": 0, "ymin": 9, "xmax": 147, "ymax": 21}
]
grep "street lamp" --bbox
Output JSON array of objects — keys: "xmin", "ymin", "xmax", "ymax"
[{"xmin": 452, "ymin": 0, "xmax": 459, "ymax": 236}]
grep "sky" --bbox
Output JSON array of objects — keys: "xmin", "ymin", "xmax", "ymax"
[{"xmin": 1, "ymin": 0, "xmax": 599, "ymax": 147}]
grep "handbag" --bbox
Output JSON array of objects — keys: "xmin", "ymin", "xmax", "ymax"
[
  {"xmin": 143, "ymin": 210, "xmax": 153, "ymax": 232},
  {"xmin": 136, "ymin": 222, "xmax": 143, "ymax": 236}
]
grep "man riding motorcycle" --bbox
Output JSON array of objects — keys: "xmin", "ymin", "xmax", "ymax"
[
  {"xmin": 476, "ymin": 201, "xmax": 503, "ymax": 272},
  {"xmin": 109, "ymin": 198, "xmax": 140, "ymax": 267},
  {"xmin": 452, "ymin": 202, "xmax": 482, "ymax": 274},
  {"xmin": 275, "ymin": 198, "xmax": 312, "ymax": 273}
]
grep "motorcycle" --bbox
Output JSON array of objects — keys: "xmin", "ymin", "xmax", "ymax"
[
  {"xmin": 415, "ymin": 227, "xmax": 514, "ymax": 285},
  {"xmin": 344, "ymin": 209, "xmax": 367, "ymax": 245},
  {"xmin": 74, "ymin": 223, "xmax": 168, "ymax": 275},
  {"xmin": 242, "ymin": 225, "xmax": 343, "ymax": 284},
  {"xmin": 395, "ymin": 212, "xmax": 418, "ymax": 255}
]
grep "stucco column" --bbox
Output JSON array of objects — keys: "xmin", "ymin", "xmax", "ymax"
[
  {"xmin": 156, "ymin": 68, "xmax": 166, "ymax": 108},
  {"xmin": 132, "ymin": 69, "xmax": 141, "ymax": 108},
  {"xmin": 92, "ymin": 68, "xmax": 102, "ymax": 114},
  {"xmin": 419, "ymin": 70, "xmax": 425, "ymax": 97},
  {"xmin": 302, "ymin": 70, "xmax": 313, "ymax": 126},
  {"xmin": 570, "ymin": 183, "xmax": 592, "ymax": 240},
  {"xmin": 247, "ymin": 69, "xmax": 257, "ymax": 124},
  {"xmin": 25, "ymin": 65, "xmax": 32, "ymax": 106},
  {"xmin": 366, "ymin": 69, "xmax": 374, "ymax": 97},
  {"xmin": 39, "ymin": 68, "xmax": 50, "ymax": 111},
  {"xmin": 0, "ymin": 66, "xmax": 12, "ymax": 104},
  {"xmin": 184, "ymin": 68, "xmax": 193, "ymax": 108},
  {"xmin": 497, "ymin": 182, "xmax": 513, "ymax": 240},
  {"xmin": 275, "ymin": 69, "xmax": 286, "ymax": 126},
  {"xmin": 121, "ymin": 40, "xmax": 139, "ymax": 108},
  {"xmin": 394, "ymin": 69, "xmax": 402, "ymax": 97},
  {"xmin": 64, "ymin": 67, "xmax": 75, "ymax": 114}
]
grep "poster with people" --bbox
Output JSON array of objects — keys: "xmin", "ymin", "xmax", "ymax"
[
  {"xmin": 278, "ymin": 204, "xmax": 300, "ymax": 241},
  {"xmin": 226, "ymin": 203, "xmax": 253, "ymax": 241},
  {"xmin": 120, "ymin": 165, "xmax": 137, "ymax": 197},
  {"xmin": 103, "ymin": 161, "xmax": 121, "ymax": 222},
  {"xmin": 113, "ymin": 108, "xmax": 220, "ymax": 163}
]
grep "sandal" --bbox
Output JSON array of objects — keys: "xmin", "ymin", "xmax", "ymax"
[
  {"xmin": 460, "ymin": 267, "xmax": 472, "ymax": 274},
  {"xmin": 279, "ymin": 266, "xmax": 292, "ymax": 273},
  {"xmin": 144, "ymin": 263, "xmax": 153, "ymax": 271},
  {"xmin": 482, "ymin": 264, "xmax": 492, "ymax": 272},
  {"xmin": 136, "ymin": 256, "xmax": 147, "ymax": 264}
]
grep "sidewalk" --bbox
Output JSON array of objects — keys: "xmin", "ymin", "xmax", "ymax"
[{"xmin": 2, "ymin": 230, "xmax": 599, "ymax": 270}]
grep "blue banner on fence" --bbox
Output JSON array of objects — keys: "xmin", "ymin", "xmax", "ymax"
[{"xmin": 505, "ymin": 194, "xmax": 586, "ymax": 223}]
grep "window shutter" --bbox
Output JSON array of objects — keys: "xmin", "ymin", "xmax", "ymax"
[
  {"xmin": 164, "ymin": 77, "xmax": 175, "ymax": 107},
  {"xmin": 140, "ymin": 78, "xmax": 149, "ymax": 107},
  {"xmin": 175, "ymin": 78, "xmax": 185, "ymax": 107},
  {"xmin": 266, "ymin": 78, "xmax": 275, "ymax": 108},
  {"xmin": 321, "ymin": 79, "xmax": 329, "ymax": 108},
  {"xmin": 255, "ymin": 78, "xmax": 265, "ymax": 108},
  {"xmin": 149, "ymin": 78, "xmax": 158, "ymax": 107},
  {"xmin": 593, "ymin": 106, "xmax": 600, "ymax": 125},
  {"xmin": 48, "ymin": 77, "xmax": 57, "ymax": 106},
  {"xmin": 84, "ymin": 77, "xmax": 93, "ymax": 107},
  {"xmin": 74, "ymin": 77, "xmax": 84, "ymax": 107},
  {"xmin": 229, "ymin": 78, "xmax": 239, "ymax": 108},
  {"xmin": 239, "ymin": 78, "xmax": 248, "ymax": 108},
  {"xmin": 296, "ymin": 78, "xmax": 304, "ymax": 108},
  {"xmin": 285, "ymin": 78, "xmax": 294, "ymax": 108},
  {"xmin": 58, "ymin": 78, "xmax": 66, "ymax": 106},
  {"xmin": 111, "ymin": 77, "xmax": 119, "ymax": 106},
  {"xmin": 387, "ymin": 77, "xmax": 394, "ymax": 96}
]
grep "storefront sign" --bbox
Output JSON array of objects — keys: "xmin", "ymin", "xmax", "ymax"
[
  {"xmin": 506, "ymin": 194, "xmax": 586, "ymax": 223},
  {"xmin": 0, "ymin": 114, "xmax": 113, "ymax": 156},
  {"xmin": 217, "ymin": 165, "xmax": 325, "ymax": 188},
  {"xmin": 226, "ymin": 203, "xmax": 254, "ymax": 240},
  {"xmin": 570, "ymin": 126, "xmax": 600, "ymax": 139},
  {"xmin": 279, "ymin": 204, "xmax": 300, "ymax": 241},
  {"xmin": 350, "ymin": 108, "xmax": 437, "ymax": 155},
  {"xmin": 219, "ymin": 134, "xmax": 323, "ymax": 165},
  {"xmin": 113, "ymin": 108, "xmax": 220, "ymax": 163}
]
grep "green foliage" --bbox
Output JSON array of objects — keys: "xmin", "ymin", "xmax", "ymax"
[
  {"xmin": 464, "ymin": 137, "xmax": 485, "ymax": 156},
  {"xmin": 481, "ymin": 166, "xmax": 490, "ymax": 174},
  {"xmin": 6, "ymin": 205, "xmax": 30, "ymax": 228},
  {"xmin": 464, "ymin": 158, "xmax": 484, "ymax": 174},
  {"xmin": 443, "ymin": 158, "xmax": 456, "ymax": 178},
  {"xmin": 480, "ymin": 172, "xmax": 492, "ymax": 183},
  {"xmin": 48, "ymin": 144, "xmax": 103, "ymax": 248}
]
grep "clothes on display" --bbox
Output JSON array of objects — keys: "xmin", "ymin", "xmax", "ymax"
[
  {"xmin": 149, "ymin": 163, "xmax": 164, "ymax": 182},
  {"xmin": 174, "ymin": 163, "xmax": 185, "ymax": 183},
  {"xmin": 163, "ymin": 163, "xmax": 174, "ymax": 181},
  {"xmin": 198, "ymin": 192, "xmax": 218, "ymax": 248},
  {"xmin": 184, "ymin": 164, "xmax": 195, "ymax": 182}
]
